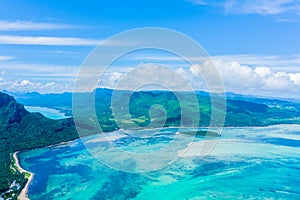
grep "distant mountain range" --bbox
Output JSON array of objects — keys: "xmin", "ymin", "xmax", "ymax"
[
  {"xmin": 7, "ymin": 88, "xmax": 300, "ymax": 129},
  {"xmin": 1, "ymin": 89, "xmax": 300, "ymax": 198}
]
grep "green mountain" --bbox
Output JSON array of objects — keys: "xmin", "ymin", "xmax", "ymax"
[
  {"xmin": 0, "ymin": 92, "xmax": 77, "ymax": 199},
  {"xmin": 12, "ymin": 88, "xmax": 300, "ymax": 129}
]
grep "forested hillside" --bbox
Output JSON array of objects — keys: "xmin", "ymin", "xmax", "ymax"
[{"xmin": 0, "ymin": 92, "xmax": 77, "ymax": 199}]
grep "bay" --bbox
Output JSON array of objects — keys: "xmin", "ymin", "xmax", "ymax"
[
  {"xmin": 19, "ymin": 125, "xmax": 300, "ymax": 199},
  {"xmin": 24, "ymin": 106, "xmax": 69, "ymax": 120}
]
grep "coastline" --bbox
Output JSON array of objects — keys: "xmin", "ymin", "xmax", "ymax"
[
  {"xmin": 11, "ymin": 139, "xmax": 77, "ymax": 200},
  {"xmin": 13, "ymin": 151, "xmax": 33, "ymax": 200},
  {"xmin": 9, "ymin": 123, "xmax": 300, "ymax": 199}
]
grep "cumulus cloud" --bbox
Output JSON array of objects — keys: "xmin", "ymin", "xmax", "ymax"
[
  {"xmin": 254, "ymin": 67, "xmax": 272, "ymax": 77},
  {"xmin": 1, "ymin": 54, "xmax": 300, "ymax": 98},
  {"xmin": 0, "ymin": 78, "xmax": 73, "ymax": 93},
  {"xmin": 0, "ymin": 62, "xmax": 78, "ymax": 93},
  {"xmin": 153, "ymin": 55, "xmax": 300, "ymax": 98},
  {"xmin": 289, "ymin": 73, "xmax": 300, "ymax": 85},
  {"xmin": 213, "ymin": 54, "xmax": 300, "ymax": 72},
  {"xmin": 201, "ymin": 58, "xmax": 300, "ymax": 98},
  {"xmin": 98, "ymin": 72, "xmax": 123, "ymax": 88}
]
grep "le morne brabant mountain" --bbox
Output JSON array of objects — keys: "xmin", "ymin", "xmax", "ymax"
[
  {"xmin": 0, "ymin": 92, "xmax": 77, "ymax": 199},
  {"xmin": 1, "ymin": 89, "xmax": 300, "ymax": 198}
]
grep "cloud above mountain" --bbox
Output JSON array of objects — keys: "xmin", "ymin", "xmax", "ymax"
[
  {"xmin": 1, "ymin": 53, "xmax": 300, "ymax": 99},
  {"xmin": 212, "ymin": 58, "xmax": 300, "ymax": 97}
]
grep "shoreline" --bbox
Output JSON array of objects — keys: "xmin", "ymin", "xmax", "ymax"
[
  {"xmin": 13, "ymin": 151, "xmax": 34, "ymax": 200},
  {"xmin": 10, "ymin": 123, "xmax": 299, "ymax": 199},
  {"xmin": 11, "ymin": 139, "xmax": 77, "ymax": 200}
]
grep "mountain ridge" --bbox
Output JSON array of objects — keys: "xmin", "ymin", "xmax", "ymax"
[{"xmin": 0, "ymin": 92, "xmax": 78, "ymax": 199}]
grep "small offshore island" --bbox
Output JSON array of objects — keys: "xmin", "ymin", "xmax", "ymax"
[{"xmin": 1, "ymin": 89, "xmax": 300, "ymax": 199}]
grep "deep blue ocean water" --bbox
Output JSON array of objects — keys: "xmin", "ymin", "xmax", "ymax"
[{"xmin": 19, "ymin": 125, "xmax": 300, "ymax": 199}]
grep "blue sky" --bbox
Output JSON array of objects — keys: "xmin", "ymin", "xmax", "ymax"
[{"xmin": 0, "ymin": 0, "xmax": 300, "ymax": 98}]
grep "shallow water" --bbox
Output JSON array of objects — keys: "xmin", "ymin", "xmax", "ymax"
[
  {"xmin": 19, "ymin": 125, "xmax": 300, "ymax": 199},
  {"xmin": 25, "ymin": 106, "xmax": 69, "ymax": 120}
]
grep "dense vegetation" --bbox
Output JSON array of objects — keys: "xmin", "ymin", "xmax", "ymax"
[
  {"xmin": 0, "ymin": 92, "xmax": 77, "ymax": 199},
  {"xmin": 14, "ymin": 88, "xmax": 300, "ymax": 130},
  {"xmin": 1, "ymin": 89, "xmax": 300, "ymax": 199}
]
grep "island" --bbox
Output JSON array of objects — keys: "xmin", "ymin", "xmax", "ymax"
[{"xmin": 1, "ymin": 89, "xmax": 300, "ymax": 199}]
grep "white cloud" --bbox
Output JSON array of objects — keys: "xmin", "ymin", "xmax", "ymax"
[
  {"xmin": 0, "ymin": 56, "xmax": 15, "ymax": 61},
  {"xmin": 289, "ymin": 73, "xmax": 300, "ymax": 85},
  {"xmin": 20, "ymin": 79, "xmax": 30, "ymax": 86},
  {"xmin": 187, "ymin": 0, "xmax": 300, "ymax": 19},
  {"xmin": 213, "ymin": 54, "xmax": 300, "ymax": 72},
  {"xmin": 0, "ymin": 62, "xmax": 79, "ymax": 93},
  {"xmin": 210, "ymin": 59, "xmax": 260, "ymax": 90},
  {"xmin": 121, "ymin": 53, "xmax": 300, "ymax": 73},
  {"xmin": 210, "ymin": 58, "xmax": 300, "ymax": 98},
  {"xmin": 224, "ymin": 0, "xmax": 300, "ymax": 15},
  {"xmin": 0, "ymin": 79, "xmax": 73, "ymax": 93},
  {"xmin": 95, "ymin": 59, "xmax": 291, "ymax": 95},
  {"xmin": 264, "ymin": 75, "xmax": 290, "ymax": 90},
  {"xmin": 0, "ymin": 20, "xmax": 76, "ymax": 31},
  {"xmin": 1, "ymin": 54, "xmax": 300, "ymax": 98},
  {"xmin": 254, "ymin": 67, "xmax": 272, "ymax": 77},
  {"xmin": 45, "ymin": 82, "xmax": 56, "ymax": 87},
  {"xmin": 0, "ymin": 35, "xmax": 99, "ymax": 46},
  {"xmin": 98, "ymin": 72, "xmax": 123, "ymax": 88}
]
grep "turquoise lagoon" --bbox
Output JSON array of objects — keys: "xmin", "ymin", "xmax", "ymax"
[
  {"xmin": 25, "ymin": 106, "xmax": 69, "ymax": 120},
  {"xmin": 19, "ymin": 125, "xmax": 300, "ymax": 199}
]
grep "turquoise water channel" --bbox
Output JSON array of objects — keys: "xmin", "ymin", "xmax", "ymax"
[{"xmin": 19, "ymin": 125, "xmax": 300, "ymax": 199}]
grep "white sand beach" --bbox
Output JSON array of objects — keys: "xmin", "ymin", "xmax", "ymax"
[{"xmin": 13, "ymin": 151, "xmax": 34, "ymax": 200}]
